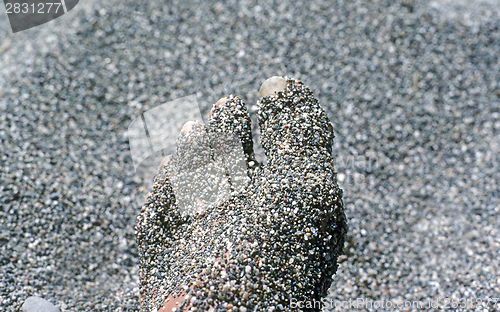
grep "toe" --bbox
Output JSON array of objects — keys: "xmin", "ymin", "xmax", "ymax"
[
  {"xmin": 136, "ymin": 154, "xmax": 185, "ymax": 311},
  {"xmin": 170, "ymin": 120, "xmax": 222, "ymax": 216},
  {"xmin": 255, "ymin": 76, "xmax": 348, "ymax": 300},
  {"xmin": 258, "ymin": 77, "xmax": 334, "ymax": 160},
  {"xmin": 208, "ymin": 96, "xmax": 258, "ymax": 170},
  {"xmin": 137, "ymin": 120, "xmax": 216, "ymax": 311}
]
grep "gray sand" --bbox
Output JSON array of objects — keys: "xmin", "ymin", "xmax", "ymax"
[{"xmin": 1, "ymin": 0, "xmax": 499, "ymax": 311}]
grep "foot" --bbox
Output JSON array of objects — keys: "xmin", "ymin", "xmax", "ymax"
[{"xmin": 135, "ymin": 77, "xmax": 348, "ymax": 312}]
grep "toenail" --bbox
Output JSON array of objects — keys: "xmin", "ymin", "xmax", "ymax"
[
  {"xmin": 259, "ymin": 76, "xmax": 287, "ymax": 98},
  {"xmin": 209, "ymin": 97, "xmax": 229, "ymax": 117},
  {"xmin": 180, "ymin": 120, "xmax": 197, "ymax": 135},
  {"xmin": 144, "ymin": 192, "xmax": 152, "ymax": 202},
  {"xmin": 158, "ymin": 155, "xmax": 171, "ymax": 171},
  {"xmin": 155, "ymin": 156, "xmax": 170, "ymax": 175}
]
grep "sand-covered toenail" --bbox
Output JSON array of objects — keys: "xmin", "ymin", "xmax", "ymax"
[
  {"xmin": 209, "ymin": 97, "xmax": 229, "ymax": 117},
  {"xmin": 258, "ymin": 76, "xmax": 287, "ymax": 98},
  {"xmin": 180, "ymin": 120, "xmax": 198, "ymax": 135},
  {"xmin": 144, "ymin": 192, "xmax": 153, "ymax": 202},
  {"xmin": 160, "ymin": 155, "xmax": 171, "ymax": 168}
]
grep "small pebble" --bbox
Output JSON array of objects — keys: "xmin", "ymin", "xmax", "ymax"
[{"xmin": 21, "ymin": 297, "xmax": 60, "ymax": 312}]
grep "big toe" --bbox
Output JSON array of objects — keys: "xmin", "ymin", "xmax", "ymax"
[
  {"xmin": 257, "ymin": 77, "xmax": 334, "ymax": 162},
  {"xmin": 254, "ymin": 76, "xmax": 348, "ymax": 300}
]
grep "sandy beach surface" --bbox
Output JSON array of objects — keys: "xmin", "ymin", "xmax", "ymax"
[{"xmin": 1, "ymin": 0, "xmax": 499, "ymax": 311}]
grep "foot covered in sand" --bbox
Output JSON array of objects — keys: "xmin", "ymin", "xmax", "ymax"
[{"xmin": 135, "ymin": 77, "xmax": 348, "ymax": 312}]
